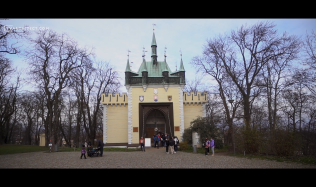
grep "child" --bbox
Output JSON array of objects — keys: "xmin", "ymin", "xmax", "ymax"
[
  {"xmin": 81, "ymin": 144, "xmax": 87, "ymax": 159},
  {"xmin": 139, "ymin": 136, "xmax": 145, "ymax": 152}
]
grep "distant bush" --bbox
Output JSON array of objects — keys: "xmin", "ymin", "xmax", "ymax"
[{"xmin": 179, "ymin": 141, "xmax": 190, "ymax": 151}]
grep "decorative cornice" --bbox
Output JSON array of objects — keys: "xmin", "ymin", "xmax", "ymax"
[
  {"xmin": 142, "ymin": 85, "xmax": 147, "ymax": 92},
  {"xmin": 164, "ymin": 84, "xmax": 168, "ymax": 92}
]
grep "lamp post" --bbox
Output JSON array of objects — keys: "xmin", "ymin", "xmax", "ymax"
[{"xmin": 228, "ymin": 99, "xmax": 235, "ymax": 155}]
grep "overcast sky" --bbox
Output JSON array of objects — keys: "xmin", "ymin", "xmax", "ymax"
[{"xmin": 3, "ymin": 18, "xmax": 316, "ymax": 93}]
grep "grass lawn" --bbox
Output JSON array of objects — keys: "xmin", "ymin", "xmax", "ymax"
[{"xmin": 0, "ymin": 144, "xmax": 141, "ymax": 155}]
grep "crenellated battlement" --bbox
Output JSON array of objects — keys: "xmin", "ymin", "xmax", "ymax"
[
  {"xmin": 183, "ymin": 92, "xmax": 208, "ymax": 103},
  {"xmin": 101, "ymin": 92, "xmax": 128, "ymax": 106},
  {"xmin": 101, "ymin": 91, "xmax": 208, "ymax": 105}
]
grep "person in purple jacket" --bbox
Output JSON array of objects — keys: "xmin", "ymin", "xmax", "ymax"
[
  {"xmin": 80, "ymin": 144, "xmax": 87, "ymax": 159},
  {"xmin": 210, "ymin": 137, "xmax": 215, "ymax": 156}
]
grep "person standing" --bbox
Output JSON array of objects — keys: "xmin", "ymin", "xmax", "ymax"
[
  {"xmin": 80, "ymin": 144, "xmax": 87, "ymax": 159},
  {"xmin": 210, "ymin": 137, "xmax": 215, "ymax": 156},
  {"xmin": 174, "ymin": 136, "xmax": 179, "ymax": 153},
  {"xmin": 169, "ymin": 136, "xmax": 175, "ymax": 154},
  {"xmin": 158, "ymin": 133, "xmax": 161, "ymax": 148},
  {"xmin": 140, "ymin": 136, "xmax": 145, "ymax": 152},
  {"xmin": 153, "ymin": 134, "xmax": 157, "ymax": 148},
  {"xmin": 95, "ymin": 138, "xmax": 104, "ymax": 157},
  {"xmin": 165, "ymin": 133, "xmax": 169, "ymax": 147},
  {"xmin": 161, "ymin": 133, "xmax": 165, "ymax": 147},
  {"xmin": 154, "ymin": 134, "xmax": 159, "ymax": 149},
  {"xmin": 165, "ymin": 137, "xmax": 169, "ymax": 154},
  {"xmin": 207, "ymin": 138, "xmax": 211, "ymax": 155},
  {"xmin": 204, "ymin": 138, "xmax": 209, "ymax": 156}
]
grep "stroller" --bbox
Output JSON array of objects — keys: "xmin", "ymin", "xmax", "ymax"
[{"xmin": 88, "ymin": 147, "xmax": 100, "ymax": 157}]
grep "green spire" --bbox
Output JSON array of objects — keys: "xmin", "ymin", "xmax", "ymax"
[
  {"xmin": 125, "ymin": 58, "xmax": 131, "ymax": 72},
  {"xmin": 151, "ymin": 32, "xmax": 157, "ymax": 46},
  {"xmin": 142, "ymin": 57, "xmax": 147, "ymax": 72},
  {"xmin": 179, "ymin": 57, "xmax": 185, "ymax": 71}
]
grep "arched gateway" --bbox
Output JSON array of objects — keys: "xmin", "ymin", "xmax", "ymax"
[{"xmin": 101, "ymin": 30, "xmax": 208, "ymax": 147}]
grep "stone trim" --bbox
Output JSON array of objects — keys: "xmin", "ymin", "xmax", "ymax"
[
  {"xmin": 103, "ymin": 104, "xmax": 108, "ymax": 144},
  {"xmin": 179, "ymin": 85, "xmax": 185, "ymax": 142},
  {"xmin": 127, "ymin": 87, "xmax": 133, "ymax": 144}
]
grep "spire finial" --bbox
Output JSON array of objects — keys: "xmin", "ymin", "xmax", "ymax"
[
  {"xmin": 153, "ymin": 23, "xmax": 156, "ymax": 32},
  {"xmin": 127, "ymin": 49, "xmax": 131, "ymax": 57},
  {"xmin": 179, "ymin": 49, "xmax": 182, "ymax": 57},
  {"xmin": 164, "ymin": 46, "xmax": 167, "ymax": 57}
]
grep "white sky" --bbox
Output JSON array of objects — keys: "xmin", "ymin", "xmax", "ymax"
[{"xmin": 2, "ymin": 18, "xmax": 316, "ymax": 93}]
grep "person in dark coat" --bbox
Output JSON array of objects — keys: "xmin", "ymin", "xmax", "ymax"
[
  {"xmin": 161, "ymin": 133, "xmax": 165, "ymax": 147},
  {"xmin": 165, "ymin": 136, "xmax": 169, "ymax": 153},
  {"xmin": 94, "ymin": 139, "xmax": 104, "ymax": 157},
  {"xmin": 169, "ymin": 136, "xmax": 175, "ymax": 154}
]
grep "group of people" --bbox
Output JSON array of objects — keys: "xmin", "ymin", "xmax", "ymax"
[
  {"xmin": 139, "ymin": 133, "xmax": 179, "ymax": 154},
  {"xmin": 80, "ymin": 138, "xmax": 104, "ymax": 159},
  {"xmin": 204, "ymin": 137, "xmax": 215, "ymax": 156}
]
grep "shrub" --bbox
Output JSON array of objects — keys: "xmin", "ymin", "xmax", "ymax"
[{"xmin": 179, "ymin": 141, "xmax": 190, "ymax": 151}]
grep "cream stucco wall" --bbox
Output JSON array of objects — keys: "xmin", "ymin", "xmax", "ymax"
[
  {"xmin": 106, "ymin": 105, "xmax": 128, "ymax": 143},
  {"xmin": 183, "ymin": 104, "xmax": 204, "ymax": 130}
]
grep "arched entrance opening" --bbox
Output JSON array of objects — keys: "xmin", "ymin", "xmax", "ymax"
[{"xmin": 139, "ymin": 103, "xmax": 174, "ymax": 144}]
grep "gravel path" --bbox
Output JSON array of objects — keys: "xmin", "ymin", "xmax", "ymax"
[{"xmin": 0, "ymin": 148, "xmax": 315, "ymax": 168}]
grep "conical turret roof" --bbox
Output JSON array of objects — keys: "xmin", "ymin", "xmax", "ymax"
[
  {"xmin": 151, "ymin": 32, "xmax": 157, "ymax": 46},
  {"xmin": 125, "ymin": 58, "xmax": 131, "ymax": 72}
]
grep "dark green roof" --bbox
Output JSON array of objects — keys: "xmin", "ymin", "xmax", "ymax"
[{"xmin": 136, "ymin": 59, "xmax": 177, "ymax": 77}]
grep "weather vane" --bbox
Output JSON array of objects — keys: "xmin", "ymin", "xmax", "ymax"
[
  {"xmin": 153, "ymin": 24, "xmax": 156, "ymax": 32},
  {"xmin": 142, "ymin": 47, "xmax": 147, "ymax": 57},
  {"xmin": 179, "ymin": 49, "xmax": 182, "ymax": 57},
  {"xmin": 127, "ymin": 50, "xmax": 133, "ymax": 67}
]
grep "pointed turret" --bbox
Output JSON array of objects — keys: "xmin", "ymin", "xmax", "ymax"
[
  {"xmin": 151, "ymin": 32, "xmax": 158, "ymax": 65},
  {"xmin": 179, "ymin": 57, "xmax": 185, "ymax": 71},
  {"xmin": 142, "ymin": 57, "xmax": 147, "ymax": 72},
  {"xmin": 151, "ymin": 32, "xmax": 157, "ymax": 46},
  {"xmin": 142, "ymin": 57, "xmax": 148, "ymax": 85},
  {"xmin": 125, "ymin": 58, "xmax": 131, "ymax": 72},
  {"xmin": 179, "ymin": 56, "xmax": 185, "ymax": 85}
]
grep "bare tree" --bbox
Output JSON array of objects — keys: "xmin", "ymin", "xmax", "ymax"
[
  {"xmin": 70, "ymin": 60, "xmax": 120, "ymax": 146},
  {"xmin": 302, "ymin": 30, "xmax": 316, "ymax": 95},
  {"xmin": 183, "ymin": 76, "xmax": 204, "ymax": 93},
  {"xmin": 25, "ymin": 29, "xmax": 93, "ymax": 147},
  {"xmin": 262, "ymin": 43, "xmax": 299, "ymax": 131},
  {"xmin": 198, "ymin": 21, "xmax": 300, "ymax": 131},
  {"xmin": 0, "ymin": 22, "xmax": 29, "ymax": 54},
  {"xmin": 0, "ymin": 21, "xmax": 28, "ymax": 144},
  {"xmin": 192, "ymin": 21, "xmax": 301, "ymax": 153}
]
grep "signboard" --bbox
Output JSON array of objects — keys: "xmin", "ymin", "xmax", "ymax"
[{"xmin": 145, "ymin": 138, "xmax": 151, "ymax": 147}]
